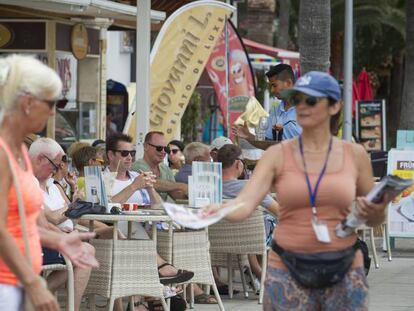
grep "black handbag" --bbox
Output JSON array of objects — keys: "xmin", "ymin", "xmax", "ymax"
[
  {"xmin": 64, "ymin": 200, "xmax": 107, "ymax": 219},
  {"xmin": 271, "ymin": 240, "xmax": 359, "ymax": 289}
]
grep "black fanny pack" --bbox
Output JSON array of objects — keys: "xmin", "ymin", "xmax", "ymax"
[
  {"xmin": 64, "ymin": 200, "xmax": 107, "ymax": 219},
  {"xmin": 271, "ymin": 240, "xmax": 359, "ymax": 289}
]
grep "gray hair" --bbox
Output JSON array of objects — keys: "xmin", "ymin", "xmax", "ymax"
[
  {"xmin": 28, "ymin": 137, "xmax": 64, "ymax": 159},
  {"xmin": 183, "ymin": 142, "xmax": 210, "ymax": 164},
  {"xmin": 0, "ymin": 54, "xmax": 62, "ymax": 121}
]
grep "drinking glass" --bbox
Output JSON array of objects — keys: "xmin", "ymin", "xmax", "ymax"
[{"xmin": 257, "ymin": 116, "xmax": 269, "ymax": 141}]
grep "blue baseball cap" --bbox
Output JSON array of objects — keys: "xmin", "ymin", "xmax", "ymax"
[{"xmin": 281, "ymin": 71, "xmax": 341, "ymax": 102}]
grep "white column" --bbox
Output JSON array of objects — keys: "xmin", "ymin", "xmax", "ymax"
[{"xmin": 135, "ymin": 0, "xmax": 151, "ymax": 158}]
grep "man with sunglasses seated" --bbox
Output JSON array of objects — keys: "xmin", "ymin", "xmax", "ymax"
[
  {"xmin": 132, "ymin": 131, "xmax": 188, "ymax": 201},
  {"xmin": 106, "ymin": 133, "xmax": 195, "ymax": 285},
  {"xmin": 232, "ymin": 64, "xmax": 302, "ymax": 141},
  {"xmin": 218, "ymin": 144, "xmax": 279, "ymax": 290},
  {"xmin": 28, "ymin": 137, "xmax": 94, "ymax": 311}
]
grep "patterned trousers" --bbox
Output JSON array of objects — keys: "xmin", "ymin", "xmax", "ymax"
[{"xmin": 263, "ymin": 266, "xmax": 369, "ymax": 311}]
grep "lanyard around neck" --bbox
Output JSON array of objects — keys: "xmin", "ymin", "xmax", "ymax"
[{"xmin": 299, "ymin": 136, "xmax": 333, "ymax": 219}]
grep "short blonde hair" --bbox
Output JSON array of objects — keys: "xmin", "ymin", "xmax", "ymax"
[
  {"xmin": 0, "ymin": 54, "xmax": 62, "ymax": 113},
  {"xmin": 183, "ymin": 142, "xmax": 210, "ymax": 164},
  {"xmin": 28, "ymin": 137, "xmax": 64, "ymax": 160}
]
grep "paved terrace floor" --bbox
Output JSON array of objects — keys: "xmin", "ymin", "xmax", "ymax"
[{"xmin": 79, "ymin": 238, "xmax": 414, "ymax": 310}]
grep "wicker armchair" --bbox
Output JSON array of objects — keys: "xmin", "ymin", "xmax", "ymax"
[
  {"xmin": 209, "ymin": 208, "xmax": 267, "ymax": 304},
  {"xmin": 85, "ymin": 238, "xmax": 167, "ymax": 311},
  {"xmin": 157, "ymin": 228, "xmax": 225, "ymax": 310},
  {"xmin": 42, "ymin": 254, "xmax": 75, "ymax": 311}
]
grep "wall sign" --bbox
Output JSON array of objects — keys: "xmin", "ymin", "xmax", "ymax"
[
  {"xmin": 387, "ymin": 149, "xmax": 414, "ymax": 238},
  {"xmin": 71, "ymin": 24, "xmax": 88, "ymax": 60},
  {"xmin": 355, "ymin": 100, "xmax": 386, "ymax": 152}
]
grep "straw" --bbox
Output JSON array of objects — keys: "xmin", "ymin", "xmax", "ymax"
[{"xmin": 115, "ymin": 159, "xmax": 121, "ymax": 175}]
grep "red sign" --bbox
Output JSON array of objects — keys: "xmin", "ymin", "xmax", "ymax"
[{"xmin": 205, "ymin": 20, "xmax": 256, "ymax": 133}]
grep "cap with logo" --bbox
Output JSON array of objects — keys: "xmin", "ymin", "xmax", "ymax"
[
  {"xmin": 210, "ymin": 136, "xmax": 233, "ymax": 151},
  {"xmin": 281, "ymin": 71, "xmax": 341, "ymax": 101}
]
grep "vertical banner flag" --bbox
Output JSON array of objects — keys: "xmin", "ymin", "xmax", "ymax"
[
  {"xmin": 205, "ymin": 19, "xmax": 256, "ymax": 132},
  {"xmin": 127, "ymin": 1, "xmax": 235, "ymax": 141}
]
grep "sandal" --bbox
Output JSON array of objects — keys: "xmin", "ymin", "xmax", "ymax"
[
  {"xmin": 194, "ymin": 293, "xmax": 218, "ymax": 304},
  {"xmin": 158, "ymin": 263, "xmax": 194, "ymax": 285},
  {"xmin": 147, "ymin": 296, "xmax": 187, "ymax": 311}
]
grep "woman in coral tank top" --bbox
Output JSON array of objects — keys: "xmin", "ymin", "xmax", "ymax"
[
  {"xmin": 0, "ymin": 55, "xmax": 97, "ymax": 311},
  {"xmin": 203, "ymin": 72, "xmax": 389, "ymax": 311}
]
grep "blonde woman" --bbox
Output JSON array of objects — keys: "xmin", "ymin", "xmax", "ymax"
[{"xmin": 0, "ymin": 54, "xmax": 97, "ymax": 311}]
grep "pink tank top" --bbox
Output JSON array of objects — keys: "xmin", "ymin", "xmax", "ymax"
[
  {"xmin": 0, "ymin": 138, "xmax": 43, "ymax": 286},
  {"xmin": 268, "ymin": 138, "xmax": 363, "ymax": 269}
]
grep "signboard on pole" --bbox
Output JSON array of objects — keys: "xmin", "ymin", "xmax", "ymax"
[
  {"xmin": 355, "ymin": 100, "xmax": 386, "ymax": 152},
  {"xmin": 387, "ymin": 149, "xmax": 414, "ymax": 238}
]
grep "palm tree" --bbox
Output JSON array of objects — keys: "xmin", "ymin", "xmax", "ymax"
[
  {"xmin": 276, "ymin": 0, "xmax": 291, "ymax": 49},
  {"xmin": 399, "ymin": 0, "xmax": 414, "ymax": 129},
  {"xmin": 298, "ymin": 0, "xmax": 331, "ymax": 73}
]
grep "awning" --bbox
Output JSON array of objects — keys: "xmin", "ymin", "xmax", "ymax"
[
  {"xmin": 249, "ymin": 53, "xmax": 280, "ymax": 70},
  {"xmin": 243, "ymin": 38, "xmax": 299, "ymax": 68},
  {"xmin": 0, "ymin": 0, "xmax": 166, "ymax": 24}
]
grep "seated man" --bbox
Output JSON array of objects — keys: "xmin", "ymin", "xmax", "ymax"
[
  {"xmin": 209, "ymin": 136, "xmax": 233, "ymax": 162},
  {"xmin": 29, "ymin": 137, "xmax": 93, "ymax": 311},
  {"xmin": 106, "ymin": 133, "xmax": 194, "ymax": 285},
  {"xmin": 217, "ymin": 144, "xmax": 279, "ymax": 286},
  {"xmin": 175, "ymin": 142, "xmax": 211, "ymax": 184},
  {"xmin": 132, "ymin": 131, "xmax": 188, "ymax": 201}
]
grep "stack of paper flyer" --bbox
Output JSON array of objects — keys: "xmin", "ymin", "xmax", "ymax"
[
  {"xmin": 188, "ymin": 161, "xmax": 222, "ymax": 208},
  {"xmin": 366, "ymin": 175, "xmax": 413, "ymax": 203},
  {"xmin": 163, "ymin": 202, "xmax": 243, "ymax": 229}
]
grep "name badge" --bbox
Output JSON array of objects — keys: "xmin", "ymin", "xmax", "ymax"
[{"xmin": 312, "ymin": 218, "xmax": 331, "ymax": 243}]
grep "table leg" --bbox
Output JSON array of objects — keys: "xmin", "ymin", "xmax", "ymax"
[
  {"xmin": 128, "ymin": 222, "xmax": 132, "ymax": 239},
  {"xmin": 89, "ymin": 220, "xmax": 94, "ymax": 232}
]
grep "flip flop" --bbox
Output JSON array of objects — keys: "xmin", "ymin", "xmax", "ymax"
[
  {"xmin": 194, "ymin": 293, "xmax": 218, "ymax": 304},
  {"xmin": 158, "ymin": 263, "xmax": 194, "ymax": 285}
]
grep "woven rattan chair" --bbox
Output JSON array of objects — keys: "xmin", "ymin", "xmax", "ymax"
[
  {"xmin": 42, "ymin": 254, "xmax": 75, "ymax": 311},
  {"xmin": 85, "ymin": 238, "xmax": 167, "ymax": 311},
  {"xmin": 157, "ymin": 228, "xmax": 225, "ymax": 310},
  {"xmin": 209, "ymin": 208, "xmax": 267, "ymax": 304}
]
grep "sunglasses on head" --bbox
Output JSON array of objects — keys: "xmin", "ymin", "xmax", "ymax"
[
  {"xmin": 291, "ymin": 94, "xmax": 321, "ymax": 107},
  {"xmin": 114, "ymin": 150, "xmax": 136, "ymax": 157},
  {"xmin": 148, "ymin": 143, "xmax": 170, "ymax": 153}
]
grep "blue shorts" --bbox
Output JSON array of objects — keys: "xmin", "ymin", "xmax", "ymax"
[{"xmin": 42, "ymin": 247, "xmax": 65, "ymax": 265}]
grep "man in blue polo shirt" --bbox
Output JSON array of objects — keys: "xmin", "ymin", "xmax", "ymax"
[{"xmin": 233, "ymin": 64, "xmax": 302, "ymax": 141}]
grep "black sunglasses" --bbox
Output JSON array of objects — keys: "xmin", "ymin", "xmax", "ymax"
[
  {"xmin": 61, "ymin": 154, "xmax": 69, "ymax": 163},
  {"xmin": 43, "ymin": 155, "xmax": 59, "ymax": 172},
  {"xmin": 44, "ymin": 99, "xmax": 57, "ymax": 109},
  {"xmin": 113, "ymin": 150, "xmax": 136, "ymax": 157},
  {"xmin": 291, "ymin": 94, "xmax": 321, "ymax": 107},
  {"xmin": 170, "ymin": 149, "xmax": 180, "ymax": 154},
  {"xmin": 148, "ymin": 143, "xmax": 170, "ymax": 153}
]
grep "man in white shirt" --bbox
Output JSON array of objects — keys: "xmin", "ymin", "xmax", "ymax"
[{"xmin": 106, "ymin": 133, "xmax": 195, "ymax": 285}]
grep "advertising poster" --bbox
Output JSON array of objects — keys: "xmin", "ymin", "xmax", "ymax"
[
  {"xmin": 356, "ymin": 100, "xmax": 386, "ymax": 152},
  {"xmin": 387, "ymin": 149, "xmax": 414, "ymax": 237}
]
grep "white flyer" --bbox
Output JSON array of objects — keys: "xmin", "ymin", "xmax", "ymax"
[{"xmin": 163, "ymin": 202, "xmax": 244, "ymax": 229}]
